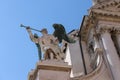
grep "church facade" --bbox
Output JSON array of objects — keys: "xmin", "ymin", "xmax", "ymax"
[{"xmin": 28, "ymin": 0, "xmax": 120, "ymax": 80}]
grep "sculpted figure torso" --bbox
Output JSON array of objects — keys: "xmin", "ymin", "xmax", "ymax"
[{"xmin": 26, "ymin": 28, "xmax": 63, "ymax": 60}]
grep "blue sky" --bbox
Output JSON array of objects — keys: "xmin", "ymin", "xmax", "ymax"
[{"xmin": 0, "ymin": 0, "xmax": 92, "ymax": 80}]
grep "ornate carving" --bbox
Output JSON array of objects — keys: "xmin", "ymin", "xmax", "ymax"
[
  {"xmin": 96, "ymin": 21, "xmax": 120, "ymax": 34},
  {"xmin": 90, "ymin": 1, "xmax": 120, "ymax": 18},
  {"xmin": 101, "ymin": 3, "xmax": 120, "ymax": 12},
  {"xmin": 92, "ymin": 1, "xmax": 120, "ymax": 10},
  {"xmin": 115, "ymin": 30, "xmax": 120, "ymax": 34}
]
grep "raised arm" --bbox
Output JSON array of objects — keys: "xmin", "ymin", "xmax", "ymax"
[{"xmin": 26, "ymin": 27, "xmax": 38, "ymax": 43}]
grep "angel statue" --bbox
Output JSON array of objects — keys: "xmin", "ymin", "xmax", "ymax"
[{"xmin": 20, "ymin": 23, "xmax": 75, "ymax": 61}]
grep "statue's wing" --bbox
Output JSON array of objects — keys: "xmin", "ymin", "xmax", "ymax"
[
  {"xmin": 53, "ymin": 24, "xmax": 75, "ymax": 43},
  {"xmin": 34, "ymin": 33, "xmax": 42, "ymax": 60}
]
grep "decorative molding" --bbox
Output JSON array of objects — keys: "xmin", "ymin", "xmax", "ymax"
[
  {"xmin": 28, "ymin": 60, "xmax": 71, "ymax": 80},
  {"xmin": 80, "ymin": 16, "xmax": 96, "ymax": 42},
  {"xmin": 90, "ymin": 1, "xmax": 120, "ymax": 18},
  {"xmin": 92, "ymin": 1, "xmax": 120, "ymax": 10},
  {"xmin": 96, "ymin": 21, "xmax": 120, "ymax": 34},
  {"xmin": 115, "ymin": 30, "xmax": 120, "ymax": 34}
]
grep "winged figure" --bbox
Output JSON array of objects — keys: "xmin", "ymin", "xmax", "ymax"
[{"xmin": 22, "ymin": 23, "xmax": 75, "ymax": 60}]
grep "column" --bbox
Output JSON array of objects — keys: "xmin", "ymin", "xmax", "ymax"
[
  {"xmin": 116, "ymin": 31, "xmax": 120, "ymax": 54},
  {"xmin": 101, "ymin": 30, "xmax": 120, "ymax": 80}
]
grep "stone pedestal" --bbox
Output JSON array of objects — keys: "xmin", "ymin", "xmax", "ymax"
[{"xmin": 28, "ymin": 60, "xmax": 71, "ymax": 80}]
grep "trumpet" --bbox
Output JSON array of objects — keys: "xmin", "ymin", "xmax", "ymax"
[{"xmin": 20, "ymin": 24, "xmax": 41, "ymax": 32}]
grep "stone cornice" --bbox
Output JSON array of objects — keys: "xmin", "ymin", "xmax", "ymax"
[
  {"xmin": 91, "ymin": 1, "xmax": 120, "ymax": 10},
  {"xmin": 96, "ymin": 21, "xmax": 120, "ymax": 34},
  {"xmin": 91, "ymin": 8, "xmax": 120, "ymax": 17},
  {"xmin": 28, "ymin": 60, "xmax": 71, "ymax": 80},
  {"xmin": 89, "ymin": 1, "xmax": 120, "ymax": 18},
  {"xmin": 80, "ymin": 15, "xmax": 96, "ymax": 42}
]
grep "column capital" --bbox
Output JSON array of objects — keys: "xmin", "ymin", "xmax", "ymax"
[
  {"xmin": 98, "ymin": 27, "xmax": 111, "ymax": 34},
  {"xmin": 115, "ymin": 29, "xmax": 120, "ymax": 34}
]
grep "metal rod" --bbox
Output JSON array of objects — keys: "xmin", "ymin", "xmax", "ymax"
[
  {"xmin": 20, "ymin": 24, "xmax": 41, "ymax": 32},
  {"xmin": 79, "ymin": 16, "xmax": 87, "ymax": 75}
]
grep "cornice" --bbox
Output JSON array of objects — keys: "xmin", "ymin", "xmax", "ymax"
[
  {"xmin": 28, "ymin": 60, "xmax": 71, "ymax": 80},
  {"xmin": 90, "ymin": 1, "xmax": 120, "ymax": 18},
  {"xmin": 80, "ymin": 16, "xmax": 95, "ymax": 42},
  {"xmin": 96, "ymin": 21, "xmax": 120, "ymax": 34},
  {"xmin": 91, "ymin": 1, "xmax": 120, "ymax": 10},
  {"xmin": 91, "ymin": 8, "xmax": 120, "ymax": 18}
]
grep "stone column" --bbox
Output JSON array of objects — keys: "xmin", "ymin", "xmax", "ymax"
[
  {"xmin": 116, "ymin": 31, "xmax": 120, "ymax": 54},
  {"xmin": 101, "ymin": 30, "xmax": 120, "ymax": 80}
]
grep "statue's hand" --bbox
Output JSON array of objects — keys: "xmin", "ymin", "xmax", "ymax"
[
  {"xmin": 26, "ymin": 26, "xmax": 31, "ymax": 32},
  {"xmin": 26, "ymin": 26, "xmax": 30, "ymax": 29}
]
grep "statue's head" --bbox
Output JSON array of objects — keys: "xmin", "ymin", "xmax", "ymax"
[
  {"xmin": 34, "ymin": 33, "xmax": 39, "ymax": 38},
  {"xmin": 40, "ymin": 28, "xmax": 48, "ymax": 34}
]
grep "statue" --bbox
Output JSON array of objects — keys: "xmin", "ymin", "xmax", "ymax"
[
  {"xmin": 20, "ymin": 23, "xmax": 76, "ymax": 61},
  {"xmin": 33, "ymin": 33, "xmax": 42, "ymax": 60},
  {"xmin": 26, "ymin": 27, "xmax": 63, "ymax": 60}
]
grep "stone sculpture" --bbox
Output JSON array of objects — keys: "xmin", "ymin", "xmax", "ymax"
[{"xmin": 21, "ymin": 24, "xmax": 76, "ymax": 61}]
